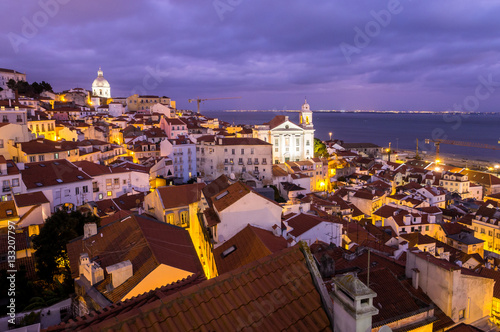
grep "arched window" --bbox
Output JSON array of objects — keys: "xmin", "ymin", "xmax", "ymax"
[{"xmin": 166, "ymin": 213, "xmax": 174, "ymax": 224}]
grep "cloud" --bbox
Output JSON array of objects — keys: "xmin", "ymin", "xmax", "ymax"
[{"xmin": 1, "ymin": 0, "xmax": 500, "ymax": 111}]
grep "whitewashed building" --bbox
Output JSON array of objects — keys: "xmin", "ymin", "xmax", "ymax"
[{"xmin": 253, "ymin": 100, "xmax": 315, "ymax": 164}]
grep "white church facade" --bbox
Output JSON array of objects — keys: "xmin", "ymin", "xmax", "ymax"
[
  {"xmin": 253, "ymin": 100, "xmax": 315, "ymax": 164},
  {"xmin": 92, "ymin": 67, "xmax": 111, "ymax": 98}
]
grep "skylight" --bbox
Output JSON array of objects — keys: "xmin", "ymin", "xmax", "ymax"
[
  {"xmin": 215, "ymin": 191, "xmax": 229, "ymax": 201},
  {"xmin": 35, "ymin": 182, "xmax": 43, "ymax": 187},
  {"xmin": 56, "ymin": 179, "xmax": 63, "ymax": 183},
  {"xmin": 221, "ymin": 245, "xmax": 237, "ymax": 258}
]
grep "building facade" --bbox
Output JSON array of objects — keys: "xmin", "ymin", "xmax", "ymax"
[{"xmin": 253, "ymin": 100, "xmax": 315, "ymax": 164}]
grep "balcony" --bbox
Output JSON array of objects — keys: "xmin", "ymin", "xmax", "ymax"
[
  {"xmin": 253, "ymin": 170, "xmax": 260, "ymax": 176},
  {"xmin": 238, "ymin": 161, "xmax": 244, "ymax": 165},
  {"xmin": 247, "ymin": 160, "xmax": 252, "ymax": 165},
  {"xmin": 262, "ymin": 161, "xmax": 267, "ymax": 165},
  {"xmin": 254, "ymin": 160, "xmax": 259, "ymax": 165},
  {"xmin": 2, "ymin": 186, "xmax": 11, "ymax": 193}
]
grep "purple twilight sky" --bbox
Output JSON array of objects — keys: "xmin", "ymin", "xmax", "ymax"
[{"xmin": 2, "ymin": 0, "xmax": 500, "ymax": 112}]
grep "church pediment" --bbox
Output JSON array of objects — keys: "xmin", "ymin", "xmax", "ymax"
[{"xmin": 271, "ymin": 120, "xmax": 303, "ymax": 132}]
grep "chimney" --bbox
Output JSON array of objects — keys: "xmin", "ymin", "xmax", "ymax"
[
  {"xmin": 331, "ymin": 273, "xmax": 378, "ymax": 332},
  {"xmin": 412, "ymin": 268, "xmax": 420, "ymax": 289},
  {"xmin": 83, "ymin": 223, "xmax": 97, "ymax": 239},
  {"xmin": 79, "ymin": 253, "xmax": 104, "ymax": 286},
  {"xmin": 106, "ymin": 260, "xmax": 133, "ymax": 289}
]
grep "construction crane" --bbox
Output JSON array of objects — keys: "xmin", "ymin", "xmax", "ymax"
[
  {"xmin": 188, "ymin": 97, "xmax": 241, "ymax": 114},
  {"xmin": 425, "ymin": 138, "xmax": 500, "ymax": 160}
]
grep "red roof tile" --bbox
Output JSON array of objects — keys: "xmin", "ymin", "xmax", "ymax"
[
  {"xmin": 13, "ymin": 191, "xmax": 49, "ymax": 208},
  {"xmin": 61, "ymin": 245, "xmax": 333, "ymax": 332},
  {"xmin": 214, "ymin": 224, "xmax": 288, "ymax": 274}
]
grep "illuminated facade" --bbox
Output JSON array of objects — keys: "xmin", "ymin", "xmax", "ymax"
[
  {"xmin": 253, "ymin": 100, "xmax": 315, "ymax": 164},
  {"xmin": 92, "ymin": 67, "xmax": 111, "ymax": 98}
]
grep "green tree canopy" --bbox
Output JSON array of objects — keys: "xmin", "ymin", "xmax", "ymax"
[
  {"xmin": 314, "ymin": 138, "xmax": 329, "ymax": 158},
  {"xmin": 32, "ymin": 210, "xmax": 99, "ymax": 282}
]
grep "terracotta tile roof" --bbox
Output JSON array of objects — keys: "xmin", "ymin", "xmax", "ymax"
[
  {"xmin": 356, "ymin": 268, "xmax": 435, "ymax": 328},
  {"xmin": 100, "ymin": 210, "xmax": 134, "ymax": 227},
  {"xmin": 73, "ymin": 160, "xmax": 129, "ymax": 176},
  {"xmin": 0, "ymin": 200, "xmax": 18, "ymax": 220},
  {"xmin": 335, "ymin": 249, "xmax": 406, "ymax": 278},
  {"xmin": 400, "ymin": 233, "xmax": 436, "ymax": 247},
  {"xmin": 219, "ymin": 137, "xmax": 271, "ymax": 146},
  {"xmin": 203, "ymin": 207, "xmax": 220, "ymax": 227},
  {"xmin": 66, "ymin": 214, "xmax": 203, "ymax": 303},
  {"xmin": 202, "ymin": 175, "xmax": 231, "ymax": 207},
  {"xmin": 265, "ymin": 115, "xmax": 287, "ymax": 129},
  {"xmin": 0, "ymin": 256, "xmax": 36, "ymax": 280},
  {"xmin": 21, "ymin": 160, "xmax": 92, "ymax": 189},
  {"xmin": 156, "ymin": 183, "xmax": 205, "ymax": 210},
  {"xmin": 272, "ymin": 165, "xmax": 289, "ymax": 177},
  {"xmin": 446, "ymin": 323, "xmax": 487, "ymax": 332},
  {"xmin": 212, "ymin": 181, "xmax": 251, "ymax": 212},
  {"xmin": 476, "ymin": 267, "xmax": 500, "ymax": 298},
  {"xmin": 0, "ymin": 228, "xmax": 28, "ymax": 253},
  {"xmin": 65, "ymin": 245, "xmax": 333, "ymax": 332},
  {"xmin": 373, "ymin": 204, "xmax": 400, "ymax": 218},
  {"xmin": 47, "ymin": 274, "xmax": 207, "ymax": 331},
  {"xmin": 214, "ymin": 224, "xmax": 288, "ymax": 274},
  {"xmin": 285, "ymin": 213, "xmax": 329, "ymax": 237}
]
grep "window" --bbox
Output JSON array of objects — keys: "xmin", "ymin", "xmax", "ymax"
[
  {"xmin": 98, "ymin": 193, "xmax": 103, "ymax": 200},
  {"xmin": 38, "ymin": 155, "xmax": 44, "ymax": 162},
  {"xmin": 179, "ymin": 211, "xmax": 189, "ymax": 227},
  {"xmin": 166, "ymin": 213, "xmax": 174, "ymax": 224},
  {"xmin": 262, "ymin": 158, "xmax": 267, "ymax": 164},
  {"xmin": 64, "ymin": 189, "xmax": 70, "ymax": 197},
  {"xmin": 107, "ymin": 191, "xmax": 112, "ymax": 197},
  {"xmin": 489, "ymin": 231, "xmax": 493, "ymax": 237},
  {"xmin": 54, "ymin": 153, "xmax": 59, "ymax": 159},
  {"xmin": 459, "ymin": 309, "xmax": 465, "ymax": 320},
  {"xmin": 114, "ymin": 178, "xmax": 119, "ymax": 185},
  {"xmin": 231, "ymin": 149, "xmax": 235, "ymax": 155},
  {"xmin": 2, "ymin": 115, "xmax": 8, "ymax": 122},
  {"xmin": 106, "ymin": 179, "xmax": 112, "ymax": 187},
  {"xmin": 224, "ymin": 148, "xmax": 228, "ymax": 153},
  {"xmin": 306, "ymin": 140, "xmax": 310, "ymax": 146},
  {"xmin": 274, "ymin": 138, "xmax": 278, "ymax": 145},
  {"xmin": 75, "ymin": 187, "xmax": 80, "ymax": 195},
  {"xmin": 0, "ymin": 139, "xmax": 3, "ymax": 148},
  {"xmin": 12, "ymin": 179, "xmax": 19, "ymax": 187},
  {"xmin": 29, "ymin": 156, "xmax": 36, "ymax": 162},
  {"xmin": 241, "ymin": 149, "xmax": 244, "ymax": 154},
  {"xmin": 251, "ymin": 148, "xmax": 254, "ymax": 154},
  {"xmin": 123, "ymin": 179, "xmax": 127, "ymax": 185},
  {"xmin": 83, "ymin": 186, "xmax": 88, "ymax": 193},
  {"xmin": 481, "ymin": 228, "xmax": 485, "ymax": 234},
  {"xmin": 275, "ymin": 148, "xmax": 279, "ymax": 152},
  {"xmin": 55, "ymin": 190, "xmax": 61, "ymax": 200}
]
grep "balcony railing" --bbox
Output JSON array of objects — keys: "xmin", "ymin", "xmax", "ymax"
[
  {"xmin": 2, "ymin": 187, "xmax": 11, "ymax": 192},
  {"xmin": 247, "ymin": 160, "xmax": 252, "ymax": 165},
  {"xmin": 254, "ymin": 160, "xmax": 259, "ymax": 165}
]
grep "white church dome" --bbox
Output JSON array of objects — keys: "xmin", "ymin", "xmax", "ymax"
[{"xmin": 92, "ymin": 68, "xmax": 110, "ymax": 88}]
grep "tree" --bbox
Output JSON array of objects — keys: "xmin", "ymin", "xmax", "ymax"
[
  {"xmin": 314, "ymin": 138, "xmax": 329, "ymax": 158},
  {"xmin": 32, "ymin": 210, "xmax": 99, "ymax": 282}
]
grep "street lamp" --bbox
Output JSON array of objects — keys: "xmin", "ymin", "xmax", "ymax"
[
  {"xmin": 329, "ymin": 132, "xmax": 332, "ymax": 141},
  {"xmin": 495, "ymin": 164, "xmax": 499, "ymax": 176}
]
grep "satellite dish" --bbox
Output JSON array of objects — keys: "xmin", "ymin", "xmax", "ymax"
[{"xmin": 379, "ymin": 326, "xmax": 392, "ymax": 332}]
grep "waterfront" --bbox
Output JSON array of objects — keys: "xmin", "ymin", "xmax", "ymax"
[{"xmin": 205, "ymin": 110, "xmax": 500, "ymax": 163}]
